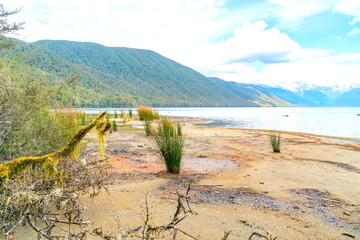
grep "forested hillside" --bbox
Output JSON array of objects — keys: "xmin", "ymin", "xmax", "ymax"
[
  {"xmin": 31, "ymin": 40, "xmax": 253, "ymax": 107},
  {"xmin": 31, "ymin": 40, "xmax": 292, "ymax": 107}
]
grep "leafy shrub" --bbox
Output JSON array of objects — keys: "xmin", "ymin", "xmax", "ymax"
[
  {"xmin": 0, "ymin": 112, "xmax": 112, "ymax": 239},
  {"xmin": 269, "ymin": 132, "xmax": 281, "ymax": 153},
  {"xmin": 152, "ymin": 118, "xmax": 183, "ymax": 174},
  {"xmin": 137, "ymin": 106, "xmax": 160, "ymax": 121},
  {"xmin": 129, "ymin": 108, "xmax": 133, "ymax": 118},
  {"xmin": 0, "ymin": 102, "xmax": 80, "ymax": 162},
  {"xmin": 114, "ymin": 109, "xmax": 118, "ymax": 118}
]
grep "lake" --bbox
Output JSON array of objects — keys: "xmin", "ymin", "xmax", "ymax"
[{"xmin": 84, "ymin": 107, "xmax": 360, "ymax": 139}]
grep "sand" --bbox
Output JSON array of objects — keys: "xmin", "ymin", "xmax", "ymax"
[
  {"xmin": 12, "ymin": 119, "xmax": 360, "ymax": 239},
  {"xmin": 76, "ymin": 120, "xmax": 360, "ymax": 240}
]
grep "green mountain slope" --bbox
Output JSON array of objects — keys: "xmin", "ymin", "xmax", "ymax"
[
  {"xmin": 33, "ymin": 40, "xmax": 259, "ymax": 107},
  {"xmin": 209, "ymin": 78, "xmax": 293, "ymax": 107}
]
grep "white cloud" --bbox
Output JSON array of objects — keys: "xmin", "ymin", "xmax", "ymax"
[
  {"xmin": 269, "ymin": 0, "xmax": 338, "ymax": 20},
  {"xmin": 187, "ymin": 21, "xmax": 330, "ymax": 77},
  {"xmin": 347, "ymin": 27, "xmax": 360, "ymax": 36},
  {"xmin": 189, "ymin": 21, "xmax": 300, "ymax": 68},
  {"xmin": 334, "ymin": 0, "xmax": 360, "ymax": 29},
  {"xmin": 334, "ymin": 0, "xmax": 360, "ymax": 17},
  {"xmin": 210, "ymin": 53, "xmax": 360, "ymax": 90},
  {"xmin": 2, "ymin": 0, "xmax": 227, "ymax": 48},
  {"xmin": 350, "ymin": 16, "xmax": 360, "ymax": 25}
]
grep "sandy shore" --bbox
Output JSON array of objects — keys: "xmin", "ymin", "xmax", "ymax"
[
  {"xmin": 13, "ymin": 119, "xmax": 359, "ymax": 239},
  {"xmin": 75, "ymin": 119, "xmax": 360, "ymax": 240}
]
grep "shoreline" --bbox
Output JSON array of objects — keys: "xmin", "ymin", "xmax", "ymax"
[{"xmin": 169, "ymin": 117, "xmax": 360, "ymax": 142}]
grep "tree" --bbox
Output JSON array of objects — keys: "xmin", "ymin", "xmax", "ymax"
[
  {"xmin": 0, "ymin": 5, "xmax": 77, "ymax": 161},
  {"xmin": 0, "ymin": 4, "xmax": 23, "ymax": 49}
]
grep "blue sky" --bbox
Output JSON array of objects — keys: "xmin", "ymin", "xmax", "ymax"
[{"xmin": 3, "ymin": 0, "xmax": 360, "ymax": 90}]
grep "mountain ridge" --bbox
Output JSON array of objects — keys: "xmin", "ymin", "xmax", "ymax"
[
  {"xmin": 31, "ymin": 40, "xmax": 281, "ymax": 107},
  {"xmin": 9, "ymin": 39, "xmax": 358, "ymax": 107}
]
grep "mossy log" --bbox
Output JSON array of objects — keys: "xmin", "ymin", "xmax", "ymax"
[{"xmin": 0, "ymin": 111, "xmax": 111, "ymax": 185}]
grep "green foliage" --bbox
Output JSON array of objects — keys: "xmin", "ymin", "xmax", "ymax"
[
  {"xmin": 269, "ymin": 132, "xmax": 281, "ymax": 153},
  {"xmin": 129, "ymin": 108, "xmax": 133, "ymax": 118},
  {"xmin": 177, "ymin": 122, "xmax": 182, "ymax": 136},
  {"xmin": 0, "ymin": 116, "xmax": 111, "ymax": 238},
  {"xmin": 112, "ymin": 119, "xmax": 118, "ymax": 132},
  {"xmin": 144, "ymin": 120, "xmax": 152, "ymax": 136},
  {"xmin": 152, "ymin": 118, "xmax": 183, "ymax": 174},
  {"xmin": 114, "ymin": 109, "xmax": 118, "ymax": 118},
  {"xmin": 0, "ymin": 50, "xmax": 80, "ymax": 161},
  {"xmin": 120, "ymin": 108, "xmax": 124, "ymax": 118},
  {"xmin": 79, "ymin": 111, "xmax": 86, "ymax": 125},
  {"xmin": 0, "ymin": 111, "xmax": 109, "ymax": 185},
  {"xmin": 33, "ymin": 40, "xmax": 274, "ymax": 107},
  {"xmin": 2, "ymin": 39, "xmax": 293, "ymax": 108}
]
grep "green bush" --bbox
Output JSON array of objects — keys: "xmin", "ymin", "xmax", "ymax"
[
  {"xmin": 129, "ymin": 108, "xmax": 133, "ymax": 118},
  {"xmin": 153, "ymin": 118, "xmax": 183, "ymax": 174},
  {"xmin": 269, "ymin": 132, "xmax": 281, "ymax": 153},
  {"xmin": 0, "ymin": 49, "xmax": 80, "ymax": 161}
]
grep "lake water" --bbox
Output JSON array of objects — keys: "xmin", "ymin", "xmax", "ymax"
[{"xmin": 85, "ymin": 107, "xmax": 360, "ymax": 139}]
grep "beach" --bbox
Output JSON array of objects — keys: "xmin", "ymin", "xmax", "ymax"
[{"xmin": 76, "ymin": 120, "xmax": 360, "ymax": 240}]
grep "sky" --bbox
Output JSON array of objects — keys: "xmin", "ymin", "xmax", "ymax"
[{"xmin": 3, "ymin": 0, "xmax": 360, "ymax": 90}]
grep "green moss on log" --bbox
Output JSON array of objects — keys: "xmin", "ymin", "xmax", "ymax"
[{"xmin": 0, "ymin": 111, "xmax": 110, "ymax": 186}]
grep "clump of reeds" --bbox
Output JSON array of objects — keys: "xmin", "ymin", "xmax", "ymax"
[
  {"xmin": 153, "ymin": 118, "xmax": 183, "ymax": 174},
  {"xmin": 137, "ymin": 106, "xmax": 160, "ymax": 121},
  {"xmin": 120, "ymin": 108, "xmax": 124, "ymax": 119},
  {"xmin": 144, "ymin": 120, "xmax": 153, "ymax": 136},
  {"xmin": 112, "ymin": 120, "xmax": 118, "ymax": 132},
  {"xmin": 176, "ymin": 122, "xmax": 182, "ymax": 136},
  {"xmin": 269, "ymin": 132, "xmax": 281, "ymax": 153}
]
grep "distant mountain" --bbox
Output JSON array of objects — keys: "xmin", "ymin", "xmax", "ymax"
[
  {"xmin": 331, "ymin": 88, "xmax": 360, "ymax": 106},
  {"xmin": 261, "ymin": 85, "xmax": 359, "ymax": 107},
  {"xmin": 209, "ymin": 78, "xmax": 292, "ymax": 107},
  {"xmin": 260, "ymin": 86, "xmax": 315, "ymax": 106},
  {"xmin": 12, "ymin": 39, "xmax": 358, "ymax": 107}
]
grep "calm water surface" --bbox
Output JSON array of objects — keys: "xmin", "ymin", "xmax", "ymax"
[{"xmin": 85, "ymin": 107, "xmax": 360, "ymax": 139}]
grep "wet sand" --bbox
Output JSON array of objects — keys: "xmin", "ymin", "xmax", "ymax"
[{"xmin": 77, "ymin": 119, "xmax": 360, "ymax": 240}]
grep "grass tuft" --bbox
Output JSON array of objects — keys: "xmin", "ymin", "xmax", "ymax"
[
  {"xmin": 269, "ymin": 132, "xmax": 281, "ymax": 153},
  {"xmin": 112, "ymin": 120, "xmax": 118, "ymax": 132},
  {"xmin": 137, "ymin": 106, "xmax": 160, "ymax": 121},
  {"xmin": 144, "ymin": 120, "xmax": 153, "ymax": 136},
  {"xmin": 152, "ymin": 118, "xmax": 183, "ymax": 174}
]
